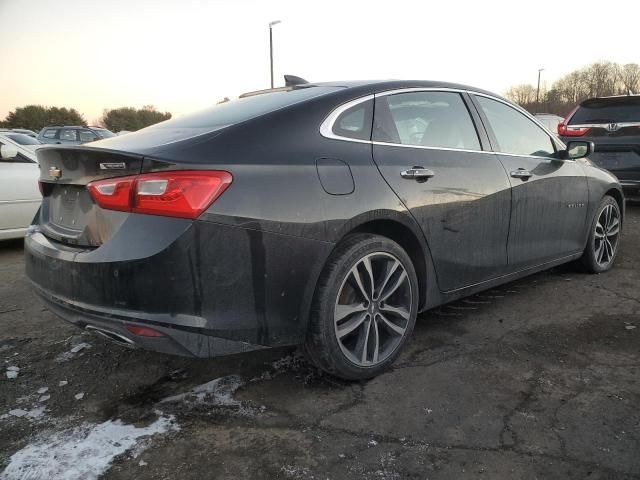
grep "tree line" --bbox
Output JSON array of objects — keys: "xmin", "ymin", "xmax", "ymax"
[
  {"xmin": 506, "ymin": 61, "xmax": 640, "ymax": 116},
  {"xmin": 0, "ymin": 105, "xmax": 171, "ymax": 133}
]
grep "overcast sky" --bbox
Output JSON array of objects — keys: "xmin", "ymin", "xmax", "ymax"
[{"xmin": 1, "ymin": 0, "xmax": 638, "ymax": 123}]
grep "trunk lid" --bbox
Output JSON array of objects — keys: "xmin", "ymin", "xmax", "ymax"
[{"xmin": 37, "ymin": 147, "xmax": 143, "ymax": 247}]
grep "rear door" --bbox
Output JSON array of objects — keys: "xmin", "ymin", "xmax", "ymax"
[
  {"xmin": 371, "ymin": 90, "xmax": 512, "ymax": 292},
  {"xmin": 471, "ymin": 94, "xmax": 589, "ymax": 269}
]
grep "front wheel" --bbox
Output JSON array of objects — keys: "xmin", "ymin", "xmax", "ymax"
[
  {"xmin": 580, "ymin": 195, "xmax": 621, "ymax": 273},
  {"xmin": 305, "ymin": 234, "xmax": 419, "ymax": 380}
]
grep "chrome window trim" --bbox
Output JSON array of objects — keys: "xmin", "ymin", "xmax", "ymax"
[
  {"xmin": 567, "ymin": 122, "xmax": 640, "ymax": 128},
  {"xmin": 370, "ymin": 140, "xmax": 492, "ymax": 155},
  {"xmin": 319, "ymin": 94, "xmax": 375, "ymax": 143},
  {"xmin": 319, "ymin": 87, "xmax": 566, "ymax": 157}
]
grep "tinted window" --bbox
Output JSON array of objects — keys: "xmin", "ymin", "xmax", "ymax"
[
  {"xmin": 148, "ymin": 86, "xmax": 340, "ymax": 130},
  {"xmin": 60, "ymin": 129, "xmax": 78, "ymax": 141},
  {"xmin": 6, "ymin": 134, "xmax": 41, "ymax": 145},
  {"xmin": 476, "ymin": 96, "xmax": 555, "ymax": 157},
  {"xmin": 42, "ymin": 129, "xmax": 57, "ymax": 139},
  {"xmin": 79, "ymin": 130, "xmax": 98, "ymax": 142},
  {"xmin": 332, "ymin": 100, "xmax": 373, "ymax": 140},
  {"xmin": 569, "ymin": 97, "xmax": 640, "ymax": 124},
  {"xmin": 93, "ymin": 128, "xmax": 115, "ymax": 138},
  {"xmin": 373, "ymin": 92, "xmax": 481, "ymax": 150}
]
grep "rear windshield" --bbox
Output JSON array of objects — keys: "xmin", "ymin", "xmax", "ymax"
[
  {"xmin": 147, "ymin": 86, "xmax": 341, "ymax": 130},
  {"xmin": 6, "ymin": 133, "xmax": 41, "ymax": 145},
  {"xmin": 569, "ymin": 97, "xmax": 640, "ymax": 124}
]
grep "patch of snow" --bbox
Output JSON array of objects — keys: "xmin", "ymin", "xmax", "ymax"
[
  {"xmin": 70, "ymin": 343, "xmax": 91, "ymax": 354},
  {"xmin": 368, "ymin": 439, "xmax": 378, "ymax": 447},
  {"xmin": 74, "ymin": 393, "xmax": 85, "ymax": 401},
  {"xmin": 138, "ymin": 460, "xmax": 147, "ymax": 467},
  {"xmin": 58, "ymin": 380, "xmax": 68, "ymax": 387},
  {"xmin": 280, "ymin": 465, "xmax": 311, "ymax": 479},
  {"xmin": 6, "ymin": 366, "xmax": 19, "ymax": 379},
  {"xmin": 38, "ymin": 395, "xmax": 50, "ymax": 403},
  {"xmin": 1, "ymin": 414, "xmax": 177, "ymax": 480},
  {"xmin": 159, "ymin": 375, "xmax": 243, "ymax": 407},
  {"xmin": 6, "ymin": 407, "xmax": 45, "ymax": 420},
  {"xmin": 37, "ymin": 387, "xmax": 48, "ymax": 394},
  {"xmin": 55, "ymin": 343, "xmax": 91, "ymax": 363},
  {"xmin": 7, "ymin": 366, "xmax": 19, "ymax": 371}
]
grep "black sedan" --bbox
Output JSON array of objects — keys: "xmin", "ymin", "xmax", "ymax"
[{"xmin": 26, "ymin": 80, "xmax": 624, "ymax": 380}]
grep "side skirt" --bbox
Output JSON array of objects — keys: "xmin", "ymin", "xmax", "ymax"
[{"xmin": 420, "ymin": 252, "xmax": 583, "ymax": 311}]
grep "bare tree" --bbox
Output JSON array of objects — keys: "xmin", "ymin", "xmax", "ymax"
[
  {"xmin": 505, "ymin": 84, "xmax": 537, "ymax": 105},
  {"xmin": 617, "ymin": 63, "xmax": 640, "ymax": 94}
]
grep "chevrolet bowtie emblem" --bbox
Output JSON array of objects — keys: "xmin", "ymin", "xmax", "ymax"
[{"xmin": 48, "ymin": 166, "xmax": 62, "ymax": 180}]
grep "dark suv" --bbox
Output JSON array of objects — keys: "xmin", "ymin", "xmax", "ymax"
[
  {"xmin": 37, "ymin": 125, "xmax": 115, "ymax": 145},
  {"xmin": 558, "ymin": 95, "xmax": 640, "ymax": 198}
]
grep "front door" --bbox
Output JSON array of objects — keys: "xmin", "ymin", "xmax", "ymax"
[
  {"xmin": 472, "ymin": 94, "xmax": 589, "ymax": 269},
  {"xmin": 371, "ymin": 90, "xmax": 512, "ymax": 292}
]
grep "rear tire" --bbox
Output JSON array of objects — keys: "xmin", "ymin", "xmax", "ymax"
[
  {"xmin": 580, "ymin": 195, "xmax": 621, "ymax": 273},
  {"xmin": 305, "ymin": 234, "xmax": 419, "ymax": 380}
]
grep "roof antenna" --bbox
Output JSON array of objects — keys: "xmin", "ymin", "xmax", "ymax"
[{"xmin": 284, "ymin": 75, "xmax": 309, "ymax": 87}]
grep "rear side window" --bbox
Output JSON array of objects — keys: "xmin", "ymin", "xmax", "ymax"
[
  {"xmin": 569, "ymin": 98, "xmax": 640, "ymax": 124},
  {"xmin": 148, "ymin": 86, "xmax": 341, "ymax": 130},
  {"xmin": 475, "ymin": 96, "xmax": 555, "ymax": 158},
  {"xmin": 373, "ymin": 91, "xmax": 481, "ymax": 150},
  {"xmin": 42, "ymin": 129, "xmax": 58, "ymax": 139},
  {"xmin": 60, "ymin": 129, "xmax": 78, "ymax": 141},
  {"xmin": 332, "ymin": 100, "xmax": 373, "ymax": 140}
]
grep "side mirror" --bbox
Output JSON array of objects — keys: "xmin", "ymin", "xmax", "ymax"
[
  {"xmin": 560, "ymin": 140, "xmax": 594, "ymax": 160},
  {"xmin": 0, "ymin": 144, "xmax": 18, "ymax": 160}
]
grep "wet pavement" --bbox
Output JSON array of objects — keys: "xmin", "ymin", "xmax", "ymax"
[{"xmin": 1, "ymin": 204, "xmax": 639, "ymax": 479}]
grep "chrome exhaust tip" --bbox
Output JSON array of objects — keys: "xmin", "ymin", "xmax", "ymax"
[{"xmin": 85, "ymin": 325, "xmax": 135, "ymax": 348}]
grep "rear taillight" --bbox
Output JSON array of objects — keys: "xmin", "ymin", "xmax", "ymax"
[
  {"xmin": 557, "ymin": 106, "xmax": 590, "ymax": 137},
  {"xmin": 87, "ymin": 170, "xmax": 232, "ymax": 219}
]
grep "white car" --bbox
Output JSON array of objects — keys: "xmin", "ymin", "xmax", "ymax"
[{"xmin": 0, "ymin": 133, "xmax": 41, "ymax": 240}]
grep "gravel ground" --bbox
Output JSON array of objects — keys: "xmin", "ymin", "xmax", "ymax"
[{"xmin": 1, "ymin": 204, "xmax": 639, "ymax": 480}]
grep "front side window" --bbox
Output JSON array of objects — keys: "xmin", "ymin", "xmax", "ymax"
[
  {"xmin": 42, "ymin": 129, "xmax": 58, "ymax": 139},
  {"xmin": 476, "ymin": 96, "xmax": 555, "ymax": 157},
  {"xmin": 373, "ymin": 91, "xmax": 481, "ymax": 150},
  {"xmin": 79, "ymin": 130, "xmax": 98, "ymax": 142},
  {"xmin": 332, "ymin": 100, "xmax": 373, "ymax": 140},
  {"xmin": 60, "ymin": 129, "xmax": 78, "ymax": 141}
]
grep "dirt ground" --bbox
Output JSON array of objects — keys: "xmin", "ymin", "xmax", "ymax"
[{"xmin": 1, "ymin": 205, "xmax": 639, "ymax": 480}]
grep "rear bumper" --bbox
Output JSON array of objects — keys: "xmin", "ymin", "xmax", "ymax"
[
  {"xmin": 25, "ymin": 216, "xmax": 334, "ymax": 357},
  {"xmin": 32, "ymin": 282, "xmax": 266, "ymax": 357}
]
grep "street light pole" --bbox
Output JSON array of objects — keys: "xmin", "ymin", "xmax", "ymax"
[
  {"xmin": 536, "ymin": 68, "xmax": 544, "ymax": 111},
  {"xmin": 269, "ymin": 20, "xmax": 281, "ymax": 89}
]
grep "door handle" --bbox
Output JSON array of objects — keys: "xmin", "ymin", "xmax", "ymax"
[
  {"xmin": 401, "ymin": 167, "xmax": 435, "ymax": 181},
  {"xmin": 510, "ymin": 169, "xmax": 532, "ymax": 180}
]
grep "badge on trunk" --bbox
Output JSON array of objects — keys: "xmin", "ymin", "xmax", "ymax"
[
  {"xmin": 48, "ymin": 166, "xmax": 62, "ymax": 180},
  {"xmin": 99, "ymin": 162, "xmax": 126, "ymax": 170}
]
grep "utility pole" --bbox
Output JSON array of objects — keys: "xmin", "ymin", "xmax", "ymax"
[
  {"xmin": 536, "ymin": 68, "xmax": 544, "ymax": 111},
  {"xmin": 269, "ymin": 20, "xmax": 281, "ymax": 89}
]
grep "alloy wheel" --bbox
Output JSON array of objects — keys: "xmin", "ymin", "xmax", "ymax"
[
  {"xmin": 594, "ymin": 203, "xmax": 620, "ymax": 267},
  {"xmin": 334, "ymin": 252, "xmax": 412, "ymax": 367}
]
